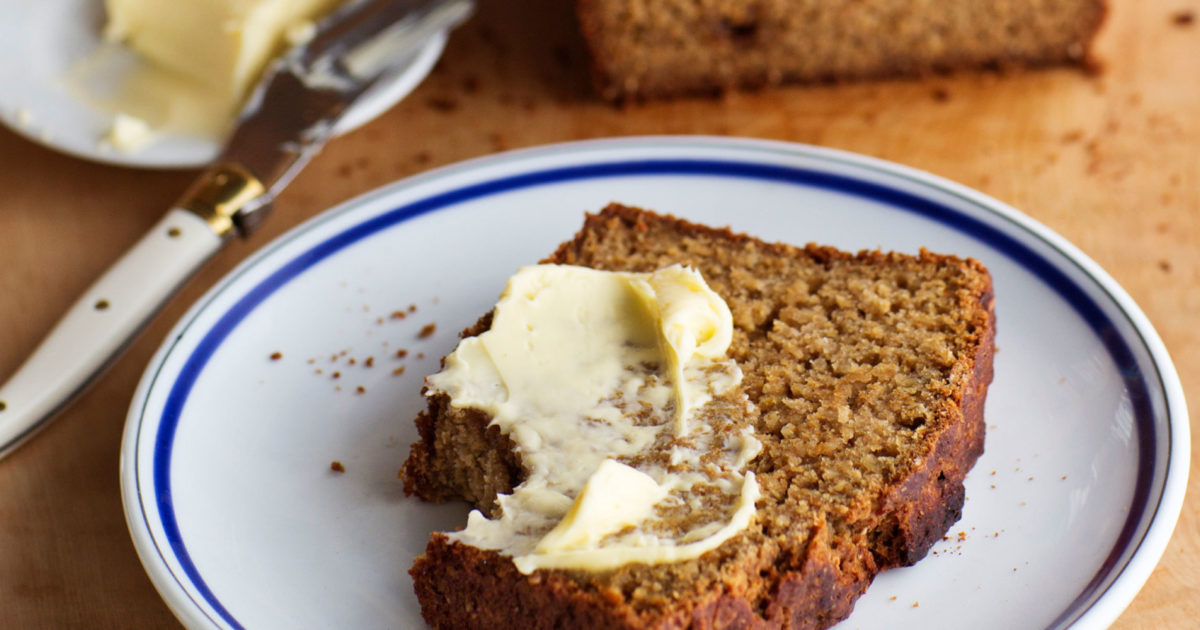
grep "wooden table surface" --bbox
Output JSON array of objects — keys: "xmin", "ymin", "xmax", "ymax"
[{"xmin": 1, "ymin": 0, "xmax": 1196, "ymax": 627}]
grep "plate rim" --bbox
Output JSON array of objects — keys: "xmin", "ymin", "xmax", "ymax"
[{"xmin": 120, "ymin": 135, "xmax": 1190, "ymax": 629}]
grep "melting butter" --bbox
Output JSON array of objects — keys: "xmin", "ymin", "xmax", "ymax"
[
  {"xmin": 427, "ymin": 264, "xmax": 761, "ymax": 573},
  {"xmin": 628, "ymin": 265, "xmax": 735, "ymax": 434},
  {"xmin": 535, "ymin": 459, "xmax": 666, "ymax": 554}
]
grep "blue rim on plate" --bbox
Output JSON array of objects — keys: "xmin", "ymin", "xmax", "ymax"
[{"xmin": 121, "ymin": 137, "xmax": 1189, "ymax": 629}]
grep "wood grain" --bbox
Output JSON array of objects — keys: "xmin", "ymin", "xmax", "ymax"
[{"xmin": 0, "ymin": 0, "xmax": 1196, "ymax": 627}]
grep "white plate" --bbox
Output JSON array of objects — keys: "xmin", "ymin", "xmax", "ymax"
[
  {"xmin": 121, "ymin": 137, "xmax": 1189, "ymax": 629},
  {"xmin": 0, "ymin": 0, "xmax": 445, "ymax": 169}
]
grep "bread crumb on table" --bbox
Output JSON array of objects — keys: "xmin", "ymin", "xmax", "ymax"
[
  {"xmin": 426, "ymin": 96, "xmax": 459, "ymax": 112},
  {"xmin": 330, "ymin": 461, "xmax": 345, "ymax": 473}
]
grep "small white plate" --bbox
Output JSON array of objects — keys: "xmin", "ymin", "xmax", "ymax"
[
  {"xmin": 0, "ymin": 0, "xmax": 445, "ymax": 169},
  {"xmin": 121, "ymin": 137, "xmax": 1189, "ymax": 629}
]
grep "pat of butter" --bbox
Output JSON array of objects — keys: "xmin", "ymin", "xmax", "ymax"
[
  {"xmin": 629, "ymin": 265, "xmax": 734, "ymax": 433},
  {"xmin": 534, "ymin": 460, "xmax": 667, "ymax": 554},
  {"xmin": 105, "ymin": 0, "xmax": 343, "ymax": 102},
  {"xmin": 431, "ymin": 264, "xmax": 761, "ymax": 574},
  {"xmin": 512, "ymin": 472, "xmax": 760, "ymax": 574},
  {"xmin": 100, "ymin": 0, "xmax": 343, "ymax": 139}
]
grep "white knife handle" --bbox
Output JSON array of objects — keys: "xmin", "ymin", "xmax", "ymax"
[{"xmin": 0, "ymin": 209, "xmax": 222, "ymax": 456}]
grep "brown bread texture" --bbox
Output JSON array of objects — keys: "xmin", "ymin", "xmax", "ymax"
[
  {"xmin": 576, "ymin": 0, "xmax": 1108, "ymax": 100},
  {"xmin": 404, "ymin": 204, "xmax": 996, "ymax": 629}
]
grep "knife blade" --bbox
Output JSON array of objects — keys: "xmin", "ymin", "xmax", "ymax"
[{"xmin": 0, "ymin": 0, "xmax": 473, "ymax": 458}]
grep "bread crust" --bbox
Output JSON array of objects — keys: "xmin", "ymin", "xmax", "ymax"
[
  {"xmin": 406, "ymin": 204, "xmax": 996, "ymax": 629},
  {"xmin": 411, "ymin": 519, "xmax": 872, "ymax": 630}
]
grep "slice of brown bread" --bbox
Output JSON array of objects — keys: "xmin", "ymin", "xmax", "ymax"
[
  {"xmin": 576, "ymin": 0, "xmax": 1108, "ymax": 100},
  {"xmin": 404, "ymin": 203, "xmax": 995, "ymax": 629}
]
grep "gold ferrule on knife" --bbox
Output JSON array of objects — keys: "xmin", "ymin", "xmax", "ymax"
[{"xmin": 177, "ymin": 163, "xmax": 267, "ymax": 239}]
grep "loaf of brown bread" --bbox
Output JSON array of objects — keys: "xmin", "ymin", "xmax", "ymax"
[
  {"xmin": 576, "ymin": 0, "xmax": 1108, "ymax": 100},
  {"xmin": 404, "ymin": 203, "xmax": 995, "ymax": 629}
]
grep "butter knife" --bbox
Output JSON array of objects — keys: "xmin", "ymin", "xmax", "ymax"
[{"xmin": 0, "ymin": 0, "xmax": 473, "ymax": 458}]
